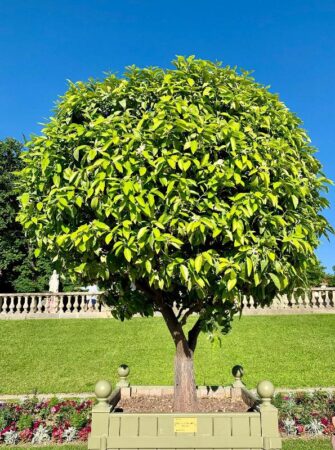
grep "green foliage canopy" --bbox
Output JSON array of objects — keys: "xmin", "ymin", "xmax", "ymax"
[{"xmin": 17, "ymin": 57, "xmax": 332, "ymax": 331}]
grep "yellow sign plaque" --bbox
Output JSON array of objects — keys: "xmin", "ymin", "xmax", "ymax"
[{"xmin": 174, "ymin": 417, "xmax": 197, "ymax": 433}]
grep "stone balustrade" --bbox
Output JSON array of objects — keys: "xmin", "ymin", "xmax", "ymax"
[
  {"xmin": 0, "ymin": 287, "xmax": 334, "ymax": 319},
  {"xmin": 0, "ymin": 291, "xmax": 109, "ymax": 319},
  {"xmin": 241, "ymin": 287, "xmax": 335, "ymax": 315}
]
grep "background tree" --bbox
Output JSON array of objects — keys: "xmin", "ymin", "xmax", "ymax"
[
  {"xmin": 17, "ymin": 57, "xmax": 332, "ymax": 411},
  {"xmin": 325, "ymin": 265, "xmax": 335, "ymax": 287},
  {"xmin": 305, "ymin": 258, "xmax": 327, "ymax": 287},
  {"xmin": 0, "ymin": 138, "xmax": 75, "ymax": 292},
  {"xmin": 0, "ymin": 138, "xmax": 26, "ymax": 291}
]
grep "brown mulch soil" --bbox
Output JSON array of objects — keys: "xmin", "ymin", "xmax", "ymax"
[{"xmin": 117, "ymin": 396, "xmax": 250, "ymax": 413}]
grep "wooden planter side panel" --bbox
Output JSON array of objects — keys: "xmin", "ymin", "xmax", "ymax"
[{"xmin": 88, "ymin": 411, "xmax": 282, "ymax": 450}]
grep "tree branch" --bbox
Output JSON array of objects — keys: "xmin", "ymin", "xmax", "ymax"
[
  {"xmin": 188, "ymin": 318, "xmax": 203, "ymax": 353},
  {"xmin": 180, "ymin": 305, "xmax": 200, "ymax": 326},
  {"xmin": 154, "ymin": 291, "xmax": 189, "ymax": 350}
]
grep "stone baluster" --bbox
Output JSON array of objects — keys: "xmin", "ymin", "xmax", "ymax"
[
  {"xmin": 73, "ymin": 295, "xmax": 79, "ymax": 313},
  {"xmin": 58, "ymin": 295, "xmax": 64, "ymax": 313},
  {"xmin": 296, "ymin": 294, "xmax": 303, "ymax": 309},
  {"xmin": 16, "ymin": 295, "xmax": 23, "ymax": 313},
  {"xmin": 324, "ymin": 290, "xmax": 331, "ymax": 308},
  {"xmin": 9, "ymin": 295, "xmax": 15, "ymax": 313},
  {"xmin": 288, "ymin": 293, "xmax": 296, "ymax": 308},
  {"xmin": 303, "ymin": 291, "xmax": 310, "ymax": 308},
  {"xmin": 37, "ymin": 295, "xmax": 43, "ymax": 313},
  {"xmin": 311, "ymin": 290, "xmax": 318, "ymax": 308},
  {"xmin": 30, "ymin": 295, "xmax": 37, "ymax": 313},
  {"xmin": 249, "ymin": 295, "xmax": 255, "ymax": 311},
  {"xmin": 242, "ymin": 295, "xmax": 248, "ymax": 309},
  {"xmin": 23, "ymin": 295, "xmax": 29, "ymax": 313},
  {"xmin": 1, "ymin": 296, "xmax": 8, "ymax": 314},
  {"xmin": 82, "ymin": 295, "xmax": 86, "ymax": 311},
  {"xmin": 282, "ymin": 294, "xmax": 289, "ymax": 309}
]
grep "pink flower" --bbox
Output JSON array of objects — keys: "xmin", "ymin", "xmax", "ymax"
[
  {"xmin": 19, "ymin": 428, "xmax": 33, "ymax": 442},
  {"xmin": 296, "ymin": 424, "xmax": 305, "ymax": 434}
]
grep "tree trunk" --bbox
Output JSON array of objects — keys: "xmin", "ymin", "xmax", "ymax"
[
  {"xmin": 156, "ymin": 298, "xmax": 199, "ymax": 412},
  {"xmin": 173, "ymin": 338, "xmax": 197, "ymax": 412}
]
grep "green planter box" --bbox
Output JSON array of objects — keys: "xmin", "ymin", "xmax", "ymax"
[{"xmin": 88, "ymin": 379, "xmax": 282, "ymax": 450}]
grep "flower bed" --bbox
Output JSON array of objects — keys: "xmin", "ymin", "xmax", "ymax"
[
  {"xmin": 0, "ymin": 397, "xmax": 94, "ymax": 445},
  {"xmin": 273, "ymin": 390, "xmax": 335, "ymax": 437}
]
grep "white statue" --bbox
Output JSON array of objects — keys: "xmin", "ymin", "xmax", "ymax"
[{"xmin": 49, "ymin": 270, "xmax": 59, "ymax": 293}]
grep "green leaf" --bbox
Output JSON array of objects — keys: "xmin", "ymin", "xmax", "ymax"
[
  {"xmin": 187, "ymin": 78, "xmax": 195, "ymax": 87},
  {"xmin": 105, "ymin": 233, "xmax": 113, "ymax": 244},
  {"xmin": 227, "ymin": 278, "xmax": 237, "ymax": 291},
  {"xmin": 180, "ymin": 264, "xmax": 189, "ymax": 282},
  {"xmin": 246, "ymin": 257, "xmax": 253, "ymax": 277},
  {"xmin": 269, "ymin": 273, "xmax": 281, "ymax": 290},
  {"xmin": 124, "ymin": 248, "xmax": 132, "ymax": 262},
  {"xmin": 137, "ymin": 227, "xmax": 148, "ymax": 240},
  {"xmin": 53, "ymin": 174, "xmax": 60, "ymax": 187},
  {"xmin": 123, "ymin": 181, "xmax": 132, "ymax": 195},
  {"xmin": 145, "ymin": 260, "xmax": 152, "ymax": 273},
  {"xmin": 119, "ymin": 99, "xmax": 127, "ymax": 109},
  {"xmin": 291, "ymin": 195, "xmax": 299, "ymax": 209},
  {"xmin": 190, "ymin": 141, "xmax": 198, "ymax": 154},
  {"xmin": 230, "ymin": 136, "xmax": 236, "ymax": 151},
  {"xmin": 59, "ymin": 197, "xmax": 68, "ymax": 206},
  {"xmin": 195, "ymin": 254, "xmax": 203, "ymax": 273},
  {"xmin": 114, "ymin": 161, "xmax": 123, "ymax": 173}
]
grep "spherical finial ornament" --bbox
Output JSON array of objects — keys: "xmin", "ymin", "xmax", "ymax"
[
  {"xmin": 232, "ymin": 365, "xmax": 244, "ymax": 378},
  {"xmin": 257, "ymin": 380, "xmax": 275, "ymax": 405},
  {"xmin": 94, "ymin": 380, "xmax": 112, "ymax": 400},
  {"xmin": 231, "ymin": 365, "xmax": 244, "ymax": 387},
  {"xmin": 117, "ymin": 364, "xmax": 130, "ymax": 378},
  {"xmin": 116, "ymin": 364, "xmax": 130, "ymax": 388}
]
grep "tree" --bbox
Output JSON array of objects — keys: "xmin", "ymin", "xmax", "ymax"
[
  {"xmin": 325, "ymin": 266, "xmax": 335, "ymax": 287},
  {"xmin": 0, "ymin": 138, "xmax": 75, "ymax": 293},
  {"xmin": 0, "ymin": 138, "xmax": 26, "ymax": 292},
  {"xmin": 17, "ymin": 57, "xmax": 332, "ymax": 411},
  {"xmin": 305, "ymin": 258, "xmax": 326, "ymax": 287}
]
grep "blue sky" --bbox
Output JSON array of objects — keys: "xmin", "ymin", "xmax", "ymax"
[{"xmin": 0, "ymin": 0, "xmax": 334, "ymax": 271}]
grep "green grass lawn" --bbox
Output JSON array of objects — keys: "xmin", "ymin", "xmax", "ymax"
[
  {"xmin": 283, "ymin": 439, "xmax": 332, "ymax": 449},
  {"xmin": 0, "ymin": 315, "xmax": 334, "ymax": 394},
  {"xmin": 3, "ymin": 439, "xmax": 333, "ymax": 450}
]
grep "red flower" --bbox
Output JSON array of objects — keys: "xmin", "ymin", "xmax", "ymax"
[
  {"xmin": 52, "ymin": 427, "xmax": 64, "ymax": 443},
  {"xmin": 78, "ymin": 425, "xmax": 91, "ymax": 441},
  {"xmin": 321, "ymin": 417, "xmax": 329, "ymax": 426},
  {"xmin": 32, "ymin": 420, "xmax": 42, "ymax": 429}
]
